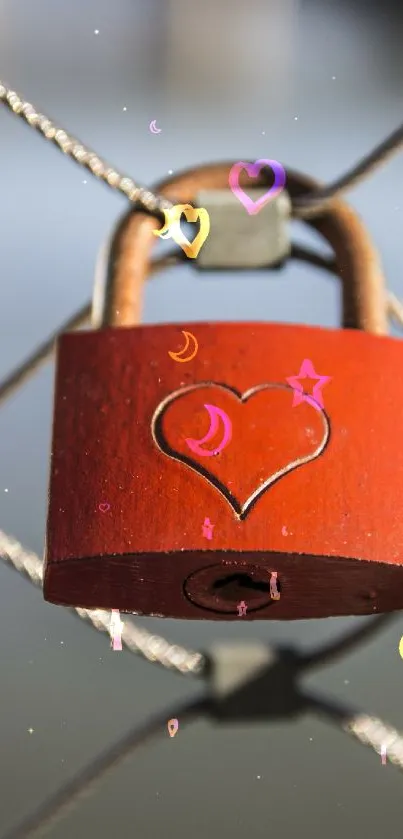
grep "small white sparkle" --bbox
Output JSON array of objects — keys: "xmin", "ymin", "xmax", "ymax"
[
  {"xmin": 344, "ymin": 679, "xmax": 350, "ymax": 685},
  {"xmin": 332, "ymin": 76, "xmax": 336, "ymax": 80},
  {"xmin": 82, "ymin": 180, "xmax": 87, "ymax": 185},
  {"xmin": 60, "ymin": 641, "xmax": 64, "ymax": 645},
  {"xmin": 309, "ymin": 737, "xmax": 313, "ymax": 741},
  {"xmin": 257, "ymin": 775, "xmax": 261, "ymax": 779},
  {"xmin": 94, "ymin": 29, "xmax": 99, "ymax": 35},
  {"xmin": 123, "ymin": 106, "xmax": 127, "ymax": 112},
  {"xmin": 4, "ymin": 488, "xmax": 8, "ymax": 492},
  {"xmin": 294, "ymin": 116, "xmax": 298, "ymax": 121},
  {"xmin": 28, "ymin": 728, "xmax": 34, "ymax": 734},
  {"xmin": 168, "ymin": 170, "xmax": 173, "ymax": 175},
  {"xmin": 261, "ymin": 131, "xmax": 266, "ymax": 135}
]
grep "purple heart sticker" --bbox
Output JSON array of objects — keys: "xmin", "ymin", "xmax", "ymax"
[{"xmin": 228, "ymin": 159, "xmax": 286, "ymax": 215}]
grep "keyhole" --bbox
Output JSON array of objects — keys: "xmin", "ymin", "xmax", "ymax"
[
  {"xmin": 211, "ymin": 572, "xmax": 270, "ymax": 603},
  {"xmin": 184, "ymin": 562, "xmax": 279, "ymax": 614}
]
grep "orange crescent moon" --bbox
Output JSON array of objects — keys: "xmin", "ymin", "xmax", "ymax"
[{"xmin": 168, "ymin": 330, "xmax": 198, "ymax": 363}]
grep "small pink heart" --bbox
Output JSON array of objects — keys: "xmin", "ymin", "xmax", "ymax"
[
  {"xmin": 228, "ymin": 159, "xmax": 286, "ymax": 215},
  {"xmin": 99, "ymin": 502, "xmax": 110, "ymax": 513}
]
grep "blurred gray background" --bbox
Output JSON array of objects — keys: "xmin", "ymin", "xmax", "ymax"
[{"xmin": 1, "ymin": 0, "xmax": 403, "ymax": 836}]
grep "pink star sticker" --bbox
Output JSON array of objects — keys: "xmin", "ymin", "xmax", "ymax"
[{"xmin": 286, "ymin": 359, "xmax": 331, "ymax": 410}]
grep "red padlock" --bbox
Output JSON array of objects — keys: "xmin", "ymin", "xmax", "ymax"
[{"xmin": 44, "ymin": 162, "xmax": 403, "ymax": 621}]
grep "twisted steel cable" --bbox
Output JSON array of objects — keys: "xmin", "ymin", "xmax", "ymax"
[
  {"xmin": 291, "ymin": 122, "xmax": 403, "ymax": 217},
  {"xmin": 0, "ymin": 528, "xmax": 205, "ymax": 677},
  {"xmin": 0, "ymin": 251, "xmax": 181, "ymax": 404},
  {"xmin": 1, "ymin": 80, "xmax": 403, "ymax": 220},
  {"xmin": 0, "ymin": 696, "xmax": 210, "ymax": 839},
  {"xmin": 0, "ymin": 82, "xmax": 174, "ymax": 221},
  {"xmin": 0, "ymin": 255, "xmax": 402, "ymax": 409},
  {"xmin": 343, "ymin": 715, "xmax": 403, "ymax": 766}
]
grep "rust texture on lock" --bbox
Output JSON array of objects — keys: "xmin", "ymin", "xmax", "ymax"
[{"xmin": 43, "ymin": 162, "xmax": 403, "ymax": 621}]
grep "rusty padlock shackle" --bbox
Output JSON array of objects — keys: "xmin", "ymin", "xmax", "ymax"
[{"xmin": 99, "ymin": 162, "xmax": 388, "ymax": 335}]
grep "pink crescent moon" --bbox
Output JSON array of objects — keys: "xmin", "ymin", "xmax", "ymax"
[{"xmin": 185, "ymin": 404, "xmax": 232, "ymax": 457}]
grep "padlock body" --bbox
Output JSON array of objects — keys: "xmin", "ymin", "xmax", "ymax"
[{"xmin": 44, "ymin": 321, "xmax": 403, "ymax": 620}]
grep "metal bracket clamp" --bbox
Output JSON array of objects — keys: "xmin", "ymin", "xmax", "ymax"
[
  {"xmin": 195, "ymin": 188, "xmax": 291, "ymax": 270},
  {"xmin": 206, "ymin": 642, "xmax": 305, "ymax": 723}
]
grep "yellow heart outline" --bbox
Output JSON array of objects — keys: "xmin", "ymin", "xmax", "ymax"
[{"xmin": 167, "ymin": 204, "xmax": 210, "ymax": 259}]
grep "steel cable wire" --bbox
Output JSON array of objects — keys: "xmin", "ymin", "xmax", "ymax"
[
  {"xmin": 300, "ymin": 612, "xmax": 396, "ymax": 672},
  {"xmin": 291, "ymin": 122, "xmax": 403, "ymax": 217},
  {"xmin": 0, "ymin": 697, "xmax": 210, "ymax": 839},
  {"xmin": 1, "ymin": 80, "xmax": 403, "ymax": 220},
  {"xmin": 0, "ymin": 528, "xmax": 206, "ymax": 676},
  {"xmin": 0, "ymin": 251, "xmax": 180, "ymax": 405},
  {"xmin": 0, "ymin": 82, "xmax": 174, "ymax": 222}
]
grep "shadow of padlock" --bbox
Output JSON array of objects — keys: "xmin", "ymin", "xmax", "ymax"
[{"xmin": 44, "ymin": 162, "xmax": 403, "ymax": 621}]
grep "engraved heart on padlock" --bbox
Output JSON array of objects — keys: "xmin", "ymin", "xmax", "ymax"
[{"xmin": 151, "ymin": 382, "xmax": 331, "ymax": 519}]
